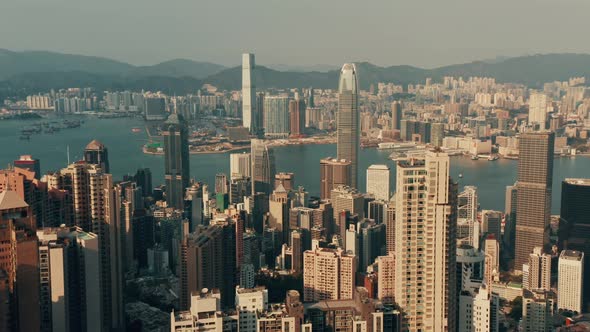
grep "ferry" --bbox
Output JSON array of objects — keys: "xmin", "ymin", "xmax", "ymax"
[{"xmin": 487, "ymin": 155, "xmax": 499, "ymax": 161}]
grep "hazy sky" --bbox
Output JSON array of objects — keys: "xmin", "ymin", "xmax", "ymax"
[{"xmin": 2, "ymin": 0, "xmax": 590, "ymax": 68}]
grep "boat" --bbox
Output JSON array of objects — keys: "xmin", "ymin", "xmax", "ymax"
[
  {"xmin": 132, "ymin": 127, "xmax": 142, "ymax": 133},
  {"xmin": 459, "ymin": 173, "xmax": 463, "ymax": 178},
  {"xmin": 471, "ymin": 155, "xmax": 479, "ymax": 160},
  {"xmin": 487, "ymin": 155, "xmax": 499, "ymax": 161}
]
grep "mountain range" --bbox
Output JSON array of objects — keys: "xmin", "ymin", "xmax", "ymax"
[{"xmin": 1, "ymin": 49, "xmax": 590, "ymax": 99}]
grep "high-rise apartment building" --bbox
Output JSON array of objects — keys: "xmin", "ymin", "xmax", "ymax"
[
  {"xmin": 458, "ymin": 284, "xmax": 500, "ymax": 332},
  {"xmin": 235, "ymin": 286, "xmax": 269, "ymax": 332},
  {"xmin": 230, "ymin": 152, "xmax": 251, "ymax": 180},
  {"xmin": 394, "ymin": 151, "xmax": 457, "ymax": 332},
  {"xmin": 84, "ymin": 140, "xmax": 110, "ymax": 173},
  {"xmin": 251, "ymin": 139, "xmax": 276, "ymax": 195},
  {"xmin": 320, "ymin": 157, "xmax": 351, "ymax": 200},
  {"xmin": 336, "ymin": 63, "xmax": 360, "ymax": 188},
  {"xmin": 303, "ymin": 247, "xmax": 356, "ymax": 302},
  {"xmin": 366, "ymin": 164, "xmax": 390, "ymax": 201},
  {"xmin": 515, "ymin": 132, "xmax": 554, "ymax": 271},
  {"xmin": 163, "ymin": 114, "xmax": 190, "ymax": 210},
  {"xmin": 376, "ymin": 253, "xmax": 395, "ymax": 304},
  {"xmin": 523, "ymin": 246, "xmax": 551, "ymax": 291},
  {"xmin": 522, "ymin": 289, "xmax": 556, "ymax": 332},
  {"xmin": 242, "ymin": 53, "xmax": 258, "ymax": 133},
  {"xmin": 557, "ymin": 250, "xmax": 584, "ymax": 313}
]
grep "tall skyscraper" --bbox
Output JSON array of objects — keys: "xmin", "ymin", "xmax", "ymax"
[
  {"xmin": 319, "ymin": 157, "xmax": 351, "ymax": 200},
  {"xmin": 515, "ymin": 132, "xmax": 554, "ymax": 271},
  {"xmin": 84, "ymin": 140, "xmax": 110, "ymax": 173},
  {"xmin": 558, "ymin": 250, "xmax": 584, "ymax": 313},
  {"xmin": 302, "ymin": 247, "xmax": 356, "ymax": 302},
  {"xmin": 366, "ymin": 164, "xmax": 390, "ymax": 201},
  {"xmin": 391, "ymin": 101, "xmax": 402, "ymax": 130},
  {"xmin": 163, "ymin": 114, "xmax": 190, "ymax": 210},
  {"xmin": 560, "ymin": 178, "xmax": 590, "ymax": 304},
  {"xmin": 251, "ymin": 139, "xmax": 276, "ymax": 195},
  {"xmin": 457, "ymin": 186, "xmax": 479, "ymax": 249},
  {"xmin": 336, "ymin": 63, "xmax": 360, "ymax": 188},
  {"xmin": 523, "ymin": 246, "xmax": 551, "ymax": 291},
  {"xmin": 289, "ymin": 99, "xmax": 306, "ymax": 138},
  {"xmin": 431, "ymin": 123, "xmax": 445, "ymax": 147},
  {"xmin": 394, "ymin": 151, "xmax": 457, "ymax": 332},
  {"xmin": 230, "ymin": 152, "xmax": 251, "ymax": 180},
  {"xmin": 242, "ymin": 53, "xmax": 257, "ymax": 133},
  {"xmin": 529, "ymin": 93, "xmax": 548, "ymax": 130}
]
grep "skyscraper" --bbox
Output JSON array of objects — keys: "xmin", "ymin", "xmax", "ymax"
[
  {"xmin": 557, "ymin": 250, "xmax": 584, "ymax": 313},
  {"xmin": 524, "ymin": 246, "xmax": 551, "ymax": 291},
  {"xmin": 515, "ymin": 132, "xmax": 554, "ymax": 271},
  {"xmin": 163, "ymin": 114, "xmax": 190, "ymax": 210},
  {"xmin": 230, "ymin": 152, "xmax": 251, "ymax": 180},
  {"xmin": 319, "ymin": 157, "xmax": 351, "ymax": 200},
  {"xmin": 394, "ymin": 151, "xmax": 457, "ymax": 332},
  {"xmin": 13, "ymin": 155, "xmax": 40, "ymax": 179},
  {"xmin": 263, "ymin": 96, "xmax": 290, "ymax": 138},
  {"xmin": 366, "ymin": 164, "xmax": 390, "ymax": 201},
  {"xmin": 289, "ymin": 99, "xmax": 306, "ymax": 138},
  {"xmin": 336, "ymin": 63, "xmax": 360, "ymax": 188},
  {"xmin": 251, "ymin": 139, "xmax": 276, "ymax": 195},
  {"xmin": 391, "ymin": 101, "xmax": 402, "ymax": 130},
  {"xmin": 529, "ymin": 93, "xmax": 548, "ymax": 130},
  {"xmin": 242, "ymin": 53, "xmax": 257, "ymax": 133},
  {"xmin": 84, "ymin": 140, "xmax": 109, "ymax": 173}
]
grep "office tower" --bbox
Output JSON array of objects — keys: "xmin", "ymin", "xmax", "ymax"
[
  {"xmin": 458, "ymin": 284, "xmax": 500, "ymax": 332},
  {"xmin": 230, "ymin": 152, "xmax": 251, "ymax": 180},
  {"xmin": 289, "ymin": 99, "xmax": 306, "ymax": 138},
  {"xmin": 524, "ymin": 246, "xmax": 551, "ymax": 291},
  {"xmin": 522, "ymin": 289, "xmax": 556, "ymax": 332},
  {"xmin": 458, "ymin": 186, "xmax": 480, "ymax": 249},
  {"xmin": 481, "ymin": 210, "xmax": 501, "ymax": 241},
  {"xmin": 367, "ymin": 199, "xmax": 388, "ymax": 224},
  {"xmin": 13, "ymin": 155, "xmax": 40, "ymax": 179},
  {"xmin": 180, "ymin": 220, "xmax": 236, "ymax": 309},
  {"xmin": 336, "ymin": 63, "xmax": 360, "ymax": 188},
  {"xmin": 230, "ymin": 176, "xmax": 251, "ymax": 205},
  {"xmin": 504, "ymin": 184, "xmax": 517, "ymax": 255},
  {"xmin": 131, "ymin": 209, "xmax": 155, "ymax": 268},
  {"xmin": 529, "ymin": 93, "xmax": 548, "ymax": 129},
  {"xmin": 291, "ymin": 186, "xmax": 309, "ymax": 208},
  {"xmin": 83, "ymin": 139, "xmax": 110, "ymax": 173},
  {"xmin": 560, "ymin": 178, "xmax": 590, "ymax": 304},
  {"xmin": 144, "ymin": 97, "xmax": 166, "ymax": 120},
  {"xmin": 484, "ymin": 235, "xmax": 500, "ymax": 286},
  {"xmin": 515, "ymin": 132, "xmax": 554, "ymax": 271},
  {"xmin": 303, "ymin": 247, "xmax": 356, "ymax": 302},
  {"xmin": 242, "ymin": 53, "xmax": 258, "ymax": 133},
  {"xmin": 274, "ymin": 172, "xmax": 294, "ymax": 192},
  {"xmin": 290, "ymin": 230, "xmax": 303, "ymax": 273},
  {"xmin": 355, "ymin": 220, "xmax": 385, "ymax": 272},
  {"xmin": 366, "ymin": 164, "xmax": 390, "ymax": 201},
  {"xmin": 269, "ymin": 185, "xmax": 290, "ymax": 243},
  {"xmin": 456, "ymin": 245, "xmax": 485, "ymax": 292},
  {"xmin": 215, "ymin": 173, "xmax": 228, "ymax": 194},
  {"xmin": 263, "ymin": 96, "xmax": 291, "ymax": 137},
  {"xmin": 320, "ymin": 157, "xmax": 351, "ymax": 200},
  {"xmin": 394, "ymin": 152, "xmax": 457, "ymax": 332},
  {"xmin": 235, "ymin": 286, "xmax": 269, "ymax": 332},
  {"xmin": 330, "ymin": 186, "xmax": 364, "ymax": 238},
  {"xmin": 134, "ymin": 167, "xmax": 153, "ymax": 197},
  {"xmin": 558, "ymin": 250, "xmax": 584, "ymax": 313},
  {"xmin": 376, "ymin": 253, "xmax": 395, "ymax": 304},
  {"xmin": 163, "ymin": 114, "xmax": 190, "ymax": 209},
  {"xmin": 391, "ymin": 101, "xmax": 402, "ymax": 130},
  {"xmin": 251, "ymin": 139, "xmax": 276, "ymax": 195},
  {"xmin": 431, "ymin": 123, "xmax": 445, "ymax": 147}
]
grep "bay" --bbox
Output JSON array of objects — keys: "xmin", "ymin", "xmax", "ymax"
[{"xmin": 0, "ymin": 116, "xmax": 588, "ymax": 213}]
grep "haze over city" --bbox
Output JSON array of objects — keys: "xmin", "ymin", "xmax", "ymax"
[{"xmin": 2, "ymin": 0, "xmax": 590, "ymax": 68}]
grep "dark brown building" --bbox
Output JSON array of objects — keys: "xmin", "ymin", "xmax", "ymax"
[{"xmin": 320, "ymin": 157, "xmax": 351, "ymax": 200}]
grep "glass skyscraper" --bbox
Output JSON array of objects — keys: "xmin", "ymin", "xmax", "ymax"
[
  {"xmin": 163, "ymin": 113, "xmax": 190, "ymax": 209},
  {"xmin": 336, "ymin": 63, "xmax": 359, "ymax": 188}
]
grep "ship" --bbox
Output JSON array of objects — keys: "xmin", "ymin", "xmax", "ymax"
[{"xmin": 132, "ymin": 127, "xmax": 142, "ymax": 133}]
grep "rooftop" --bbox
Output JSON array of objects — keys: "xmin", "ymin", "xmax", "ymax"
[
  {"xmin": 560, "ymin": 250, "xmax": 584, "ymax": 261},
  {"xmin": 85, "ymin": 139, "xmax": 105, "ymax": 150},
  {"xmin": 564, "ymin": 178, "xmax": 590, "ymax": 186},
  {"xmin": 0, "ymin": 190, "xmax": 28, "ymax": 210}
]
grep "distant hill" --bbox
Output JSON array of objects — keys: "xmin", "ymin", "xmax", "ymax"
[
  {"xmin": 1, "ymin": 51, "xmax": 590, "ymax": 99},
  {"xmin": 0, "ymin": 49, "xmax": 226, "ymax": 80}
]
